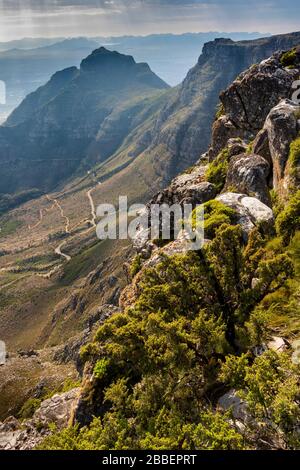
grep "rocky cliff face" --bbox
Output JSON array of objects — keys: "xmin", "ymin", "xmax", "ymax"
[
  {"xmin": 123, "ymin": 32, "xmax": 300, "ymax": 185},
  {"xmin": 131, "ymin": 46, "xmax": 300, "ymax": 259},
  {"xmin": 209, "ymin": 48, "xmax": 300, "ymax": 199}
]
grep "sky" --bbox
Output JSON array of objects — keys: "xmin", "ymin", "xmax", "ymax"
[{"xmin": 0, "ymin": 0, "xmax": 299, "ymax": 41}]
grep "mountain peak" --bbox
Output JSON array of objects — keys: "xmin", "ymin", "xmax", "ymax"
[{"xmin": 80, "ymin": 47, "xmax": 136, "ymax": 72}]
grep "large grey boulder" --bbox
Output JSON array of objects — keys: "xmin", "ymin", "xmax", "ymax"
[
  {"xmin": 221, "ymin": 56, "xmax": 299, "ymax": 132},
  {"xmin": 152, "ymin": 165, "xmax": 216, "ymax": 206},
  {"xmin": 224, "ymin": 153, "xmax": 271, "ymax": 205},
  {"xmin": 263, "ymin": 99, "xmax": 300, "ymax": 195},
  {"xmin": 208, "ymin": 116, "xmax": 245, "ymax": 160},
  {"xmin": 216, "ymin": 193, "xmax": 274, "ymax": 239},
  {"xmin": 32, "ymin": 388, "xmax": 79, "ymax": 429},
  {"xmin": 208, "ymin": 53, "xmax": 300, "ymax": 161}
]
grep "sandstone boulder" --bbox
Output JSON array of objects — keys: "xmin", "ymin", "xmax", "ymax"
[
  {"xmin": 263, "ymin": 99, "xmax": 300, "ymax": 195},
  {"xmin": 224, "ymin": 153, "xmax": 271, "ymax": 205},
  {"xmin": 216, "ymin": 193, "xmax": 274, "ymax": 239}
]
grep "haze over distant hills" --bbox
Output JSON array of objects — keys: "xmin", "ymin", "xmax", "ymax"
[{"xmin": 0, "ymin": 32, "xmax": 268, "ymax": 121}]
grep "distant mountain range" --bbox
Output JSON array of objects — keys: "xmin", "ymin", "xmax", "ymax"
[
  {"xmin": 0, "ymin": 32, "xmax": 269, "ymax": 122},
  {"xmin": 1, "ymin": 31, "xmax": 300, "ymax": 212}
]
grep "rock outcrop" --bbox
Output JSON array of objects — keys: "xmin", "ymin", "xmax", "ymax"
[
  {"xmin": 216, "ymin": 193, "xmax": 275, "ymax": 239},
  {"xmin": 0, "ymin": 388, "xmax": 79, "ymax": 450},
  {"xmin": 209, "ymin": 49, "xmax": 300, "ymax": 200},
  {"xmin": 150, "ymin": 165, "xmax": 216, "ymax": 207},
  {"xmin": 209, "ymin": 49, "xmax": 300, "ymax": 160},
  {"xmin": 133, "ymin": 46, "xmax": 300, "ymax": 268},
  {"xmin": 263, "ymin": 99, "xmax": 300, "ymax": 196},
  {"xmin": 224, "ymin": 153, "xmax": 271, "ymax": 205}
]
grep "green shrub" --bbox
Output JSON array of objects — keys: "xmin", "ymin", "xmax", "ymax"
[
  {"xmin": 192, "ymin": 200, "xmax": 236, "ymax": 239},
  {"xmin": 270, "ymin": 189, "xmax": 283, "ymax": 219},
  {"xmin": 250, "ymin": 231, "xmax": 300, "ymax": 338},
  {"xmin": 93, "ymin": 358, "xmax": 110, "ymax": 380},
  {"xmin": 289, "ymin": 136, "xmax": 300, "ymax": 172},
  {"xmin": 276, "ymin": 190, "xmax": 300, "ymax": 244},
  {"xmin": 130, "ymin": 254, "xmax": 142, "ymax": 278},
  {"xmin": 280, "ymin": 48, "xmax": 297, "ymax": 67},
  {"xmin": 220, "ymin": 350, "xmax": 300, "ymax": 449},
  {"xmin": 38, "ymin": 223, "xmax": 297, "ymax": 450},
  {"xmin": 205, "ymin": 148, "xmax": 230, "ymax": 192},
  {"xmin": 18, "ymin": 398, "xmax": 42, "ymax": 420}
]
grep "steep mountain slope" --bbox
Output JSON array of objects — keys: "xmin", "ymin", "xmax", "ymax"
[
  {"xmin": 1, "ymin": 32, "xmax": 300, "ymax": 354},
  {"xmin": 0, "ymin": 31, "xmax": 268, "ymax": 122},
  {"xmin": 1, "ymin": 44, "xmax": 299, "ymax": 451},
  {"xmin": 1, "ymin": 33, "xmax": 300, "ymax": 437},
  {"xmin": 70, "ymin": 31, "xmax": 300, "ymax": 218},
  {"xmin": 0, "ymin": 47, "xmax": 169, "ymax": 195},
  {"xmin": 0, "ymin": 38, "xmax": 100, "ymax": 122},
  {"xmin": 115, "ymin": 32, "xmax": 300, "ymax": 183}
]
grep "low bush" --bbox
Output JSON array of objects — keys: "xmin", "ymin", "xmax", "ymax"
[
  {"xmin": 276, "ymin": 190, "xmax": 300, "ymax": 245},
  {"xmin": 205, "ymin": 148, "xmax": 230, "ymax": 192}
]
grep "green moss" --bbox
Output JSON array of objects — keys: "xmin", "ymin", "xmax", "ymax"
[
  {"xmin": 130, "ymin": 254, "xmax": 143, "ymax": 278},
  {"xmin": 289, "ymin": 136, "xmax": 300, "ymax": 173},
  {"xmin": 18, "ymin": 398, "xmax": 42, "ymax": 420},
  {"xmin": 276, "ymin": 190, "xmax": 300, "ymax": 245},
  {"xmin": 246, "ymin": 140, "xmax": 254, "ymax": 155},
  {"xmin": 205, "ymin": 148, "xmax": 230, "ymax": 192},
  {"xmin": 280, "ymin": 48, "xmax": 297, "ymax": 67},
  {"xmin": 192, "ymin": 200, "xmax": 236, "ymax": 239},
  {"xmin": 215, "ymin": 103, "xmax": 225, "ymax": 120}
]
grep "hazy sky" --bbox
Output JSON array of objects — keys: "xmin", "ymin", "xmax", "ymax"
[{"xmin": 0, "ymin": 0, "xmax": 299, "ymax": 41}]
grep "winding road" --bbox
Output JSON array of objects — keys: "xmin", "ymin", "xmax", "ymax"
[
  {"xmin": 50, "ymin": 182, "xmax": 100, "ymax": 263},
  {"xmin": 1, "ymin": 181, "xmax": 101, "ymax": 282},
  {"xmin": 87, "ymin": 186, "xmax": 98, "ymax": 228}
]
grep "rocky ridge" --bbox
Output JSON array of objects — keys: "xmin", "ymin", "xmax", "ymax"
[{"xmin": 132, "ymin": 47, "xmax": 300, "ymax": 257}]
